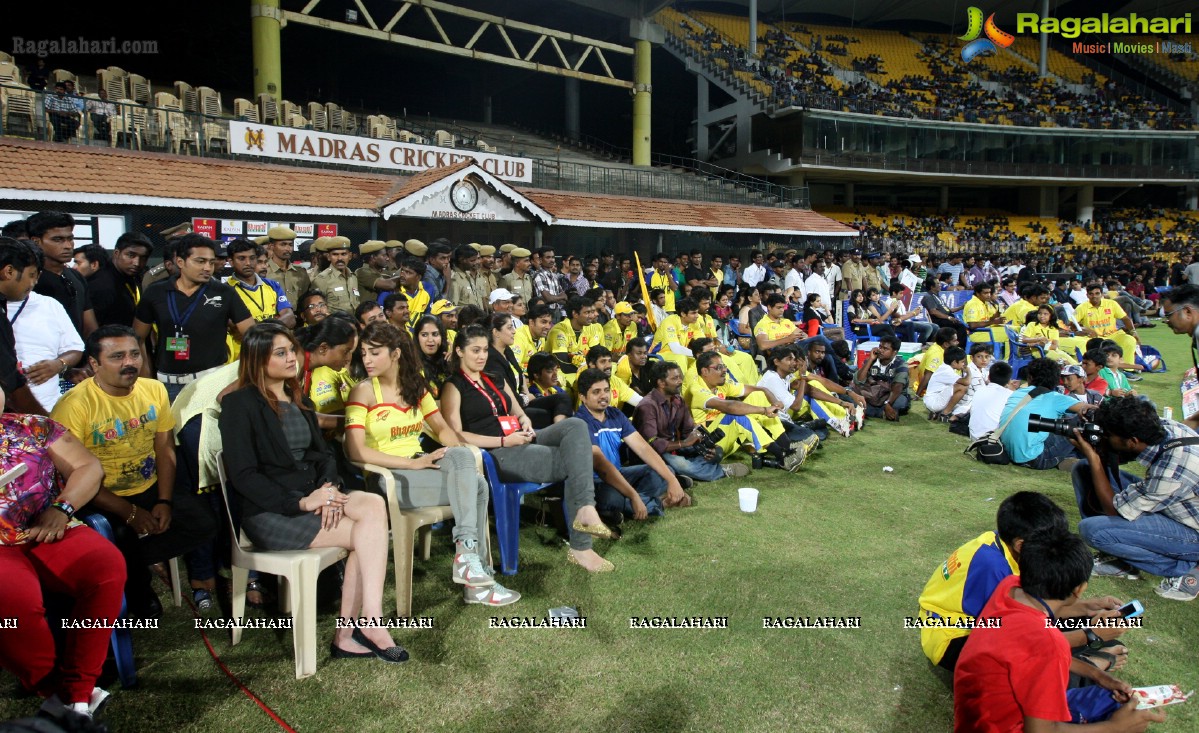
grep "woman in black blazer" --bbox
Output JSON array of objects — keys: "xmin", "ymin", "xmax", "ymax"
[{"xmin": 219, "ymin": 323, "xmax": 407, "ymax": 663}]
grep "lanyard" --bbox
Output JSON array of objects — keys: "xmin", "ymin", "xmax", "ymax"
[
  {"xmin": 464, "ymin": 371, "xmax": 508, "ymax": 416},
  {"xmin": 166, "ymin": 282, "xmax": 209, "ymax": 334},
  {"xmin": 7, "ymin": 299, "xmax": 28, "ymax": 325},
  {"xmin": 236, "ymin": 279, "xmax": 267, "ymax": 314},
  {"xmin": 126, "ymin": 281, "xmax": 140, "ymax": 306},
  {"xmin": 1027, "ymin": 593, "xmax": 1055, "ymax": 625}
]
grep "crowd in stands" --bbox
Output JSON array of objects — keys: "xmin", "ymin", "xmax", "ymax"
[
  {"xmin": 3, "ymin": 208, "xmax": 1199, "ymax": 727},
  {"xmin": 666, "ymin": 11, "xmax": 1194, "ymax": 130}
]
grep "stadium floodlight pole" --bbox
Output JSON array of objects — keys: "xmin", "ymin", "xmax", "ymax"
[
  {"xmin": 252, "ymin": 0, "xmax": 283, "ymax": 99},
  {"xmin": 748, "ymin": 0, "xmax": 757, "ymax": 57},
  {"xmin": 1038, "ymin": 0, "xmax": 1049, "ymax": 78},
  {"xmin": 633, "ymin": 38, "xmax": 651, "ymax": 166}
]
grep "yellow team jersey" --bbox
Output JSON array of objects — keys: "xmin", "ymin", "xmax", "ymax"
[
  {"xmin": 753, "ymin": 316, "xmax": 797, "ymax": 345},
  {"xmin": 688, "ymin": 379, "xmax": 747, "ymax": 424},
  {"xmin": 692, "ymin": 313, "xmax": 719, "ymax": 341},
  {"xmin": 345, "ymin": 379, "xmax": 438, "ymax": 459},
  {"xmin": 919, "ymin": 343, "xmax": 945, "ymax": 378},
  {"xmin": 649, "ymin": 270, "xmax": 676, "ymax": 312},
  {"xmin": 401, "ymin": 284, "xmax": 431, "ymax": 324},
  {"xmin": 548, "ymin": 321, "xmax": 604, "ymax": 367},
  {"xmin": 1002, "ymin": 299, "xmax": 1036, "ymax": 327},
  {"xmin": 651, "ymin": 315, "xmax": 689, "ymax": 353},
  {"xmin": 50, "ymin": 378, "xmax": 176, "ymax": 497},
  {"xmin": 603, "ymin": 318, "xmax": 638, "ymax": 356},
  {"xmin": 309, "ymin": 366, "xmax": 356, "ymax": 414},
  {"xmin": 608, "ymin": 374, "xmax": 636, "ymax": 409},
  {"xmin": 226, "ymin": 277, "xmax": 283, "ymax": 360},
  {"xmin": 1074, "ymin": 298, "xmax": 1127, "ymax": 336},
  {"xmin": 511, "ymin": 325, "xmax": 545, "ymax": 372}
]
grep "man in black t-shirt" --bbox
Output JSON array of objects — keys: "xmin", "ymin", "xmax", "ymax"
[
  {"xmin": 684, "ymin": 250, "xmax": 715, "ymax": 295},
  {"xmin": 88, "ymin": 232, "xmax": 152, "ymax": 327},
  {"xmin": 132, "ymin": 234, "xmax": 254, "ymax": 400},
  {"xmin": 27, "ymin": 211, "xmax": 97, "ymax": 338}
]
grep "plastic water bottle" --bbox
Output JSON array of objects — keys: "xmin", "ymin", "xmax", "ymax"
[{"xmin": 1164, "ymin": 407, "xmax": 1174, "ymax": 421}]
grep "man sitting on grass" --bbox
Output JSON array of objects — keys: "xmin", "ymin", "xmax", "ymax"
[
  {"xmin": 954, "ymin": 531, "xmax": 1162, "ymax": 733},
  {"xmin": 916, "ymin": 327, "xmax": 959, "ymax": 397},
  {"xmin": 918, "ymin": 491, "xmax": 1128, "ymax": 672},
  {"xmin": 855, "ymin": 336, "xmax": 911, "ymax": 421},
  {"xmin": 1070, "ymin": 397, "xmax": 1199, "ymax": 601},
  {"xmin": 998, "ymin": 358, "xmax": 1096, "ymax": 470}
]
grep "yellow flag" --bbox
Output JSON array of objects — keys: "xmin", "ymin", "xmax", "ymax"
[{"xmin": 634, "ymin": 251, "xmax": 656, "ymax": 331}]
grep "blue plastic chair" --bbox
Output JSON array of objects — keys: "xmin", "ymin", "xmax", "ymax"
[
  {"xmin": 480, "ymin": 450, "xmax": 563, "ymax": 576},
  {"xmin": 955, "ymin": 310, "xmax": 1002, "ymax": 357},
  {"xmin": 727, "ymin": 318, "xmax": 754, "ymax": 352},
  {"xmin": 80, "ymin": 514, "xmax": 137, "ymax": 689},
  {"xmin": 1004, "ymin": 326, "xmax": 1045, "ymax": 375}
]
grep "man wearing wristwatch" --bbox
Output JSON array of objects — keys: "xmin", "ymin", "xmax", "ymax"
[{"xmin": 51, "ymin": 324, "xmax": 216, "ymax": 619}]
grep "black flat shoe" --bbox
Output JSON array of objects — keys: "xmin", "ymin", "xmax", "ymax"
[
  {"xmin": 330, "ymin": 641, "xmax": 374, "ymax": 659},
  {"xmin": 351, "ymin": 628, "xmax": 409, "ymax": 663}
]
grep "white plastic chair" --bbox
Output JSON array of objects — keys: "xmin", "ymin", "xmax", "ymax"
[
  {"xmin": 216, "ymin": 451, "xmax": 347, "ymax": 679},
  {"xmin": 358, "ymin": 462, "xmax": 456, "ymax": 618}
]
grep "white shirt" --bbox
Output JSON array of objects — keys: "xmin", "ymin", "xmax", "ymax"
[
  {"xmin": 968, "ymin": 383, "xmax": 1015, "ymax": 439},
  {"xmin": 757, "ymin": 370, "xmax": 796, "ymax": 411},
  {"xmin": 804, "ymin": 273, "xmax": 831, "ymax": 309},
  {"xmin": 784, "ymin": 269, "xmax": 806, "ymax": 299},
  {"xmin": 953, "ymin": 360, "xmax": 988, "ymax": 416},
  {"xmin": 743, "ymin": 263, "xmax": 768, "ymax": 288},
  {"xmin": 924, "ymin": 363, "xmax": 962, "ymax": 412},
  {"xmin": 825, "ymin": 263, "xmax": 843, "ymax": 291},
  {"xmin": 1069, "ymin": 288, "xmax": 1088, "ymax": 306},
  {"xmin": 8, "ymin": 292, "xmax": 83, "ymax": 411}
]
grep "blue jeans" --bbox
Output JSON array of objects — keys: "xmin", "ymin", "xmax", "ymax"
[
  {"xmin": 898, "ymin": 321, "xmax": 936, "ymax": 344},
  {"xmin": 1073, "ymin": 460, "xmax": 1199, "ymax": 577},
  {"xmin": 663, "ymin": 451, "xmax": 726, "ymax": 482},
  {"xmin": 1020, "ymin": 433, "xmax": 1078, "ymax": 470},
  {"xmin": 864, "ymin": 393, "xmax": 910, "ymax": 418},
  {"xmin": 595, "ymin": 464, "xmax": 666, "ymax": 517}
]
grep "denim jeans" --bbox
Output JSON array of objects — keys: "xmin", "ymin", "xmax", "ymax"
[
  {"xmin": 1019, "ymin": 433, "xmax": 1078, "ymax": 470},
  {"xmin": 663, "ymin": 451, "xmax": 726, "ymax": 482},
  {"xmin": 595, "ymin": 464, "xmax": 667, "ymax": 517},
  {"xmin": 898, "ymin": 321, "xmax": 936, "ymax": 344},
  {"xmin": 864, "ymin": 393, "xmax": 910, "ymax": 418},
  {"xmin": 1073, "ymin": 460, "xmax": 1199, "ymax": 577}
]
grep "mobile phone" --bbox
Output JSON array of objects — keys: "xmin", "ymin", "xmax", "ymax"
[{"xmin": 1118, "ymin": 599, "xmax": 1144, "ymax": 618}]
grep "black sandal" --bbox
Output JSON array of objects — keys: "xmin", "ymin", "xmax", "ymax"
[{"xmin": 246, "ymin": 579, "xmax": 270, "ymax": 609}]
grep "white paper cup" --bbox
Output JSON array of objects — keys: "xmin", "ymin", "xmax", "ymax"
[{"xmin": 738, "ymin": 487, "xmax": 759, "ymax": 513}]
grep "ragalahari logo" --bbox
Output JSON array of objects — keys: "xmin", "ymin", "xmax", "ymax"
[{"xmin": 959, "ymin": 7, "xmax": 1015, "ymax": 61}]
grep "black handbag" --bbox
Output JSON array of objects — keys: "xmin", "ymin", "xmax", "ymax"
[{"xmin": 964, "ymin": 392, "xmax": 1034, "ymax": 465}]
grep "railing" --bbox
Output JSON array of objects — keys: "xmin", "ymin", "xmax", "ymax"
[
  {"xmin": 0, "ymin": 83, "xmax": 810, "ymax": 207},
  {"xmin": 797, "ymin": 149, "xmax": 1196, "ymax": 180}
]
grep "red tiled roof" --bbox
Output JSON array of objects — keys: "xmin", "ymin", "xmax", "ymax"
[
  {"xmin": 0, "ymin": 139, "xmax": 394, "ymax": 212},
  {"xmin": 379, "ymin": 159, "xmax": 475, "ymax": 207},
  {"xmin": 517, "ymin": 188, "xmax": 856, "ymax": 235}
]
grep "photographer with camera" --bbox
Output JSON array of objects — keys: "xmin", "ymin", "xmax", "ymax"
[
  {"xmin": 999, "ymin": 358, "xmax": 1097, "ymax": 470},
  {"xmin": 633, "ymin": 360, "xmax": 749, "ymax": 481},
  {"xmin": 1070, "ymin": 396, "xmax": 1199, "ymax": 601}
]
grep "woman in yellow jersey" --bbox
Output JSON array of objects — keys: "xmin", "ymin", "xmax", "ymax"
[
  {"xmin": 297, "ymin": 314, "xmax": 359, "ymax": 431},
  {"xmin": 344, "ymin": 323, "xmax": 520, "ymax": 607},
  {"xmin": 412, "ymin": 315, "xmax": 450, "ymax": 399},
  {"xmin": 1019, "ymin": 306, "xmax": 1079, "ymax": 365},
  {"xmin": 441, "ymin": 325, "xmax": 615, "ymax": 573}
]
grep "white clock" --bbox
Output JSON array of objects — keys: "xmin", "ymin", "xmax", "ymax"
[{"xmin": 451, "ymin": 180, "xmax": 479, "ymax": 212}]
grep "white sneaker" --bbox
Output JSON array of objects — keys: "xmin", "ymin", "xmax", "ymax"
[
  {"xmin": 452, "ymin": 551, "xmax": 495, "ymax": 587},
  {"xmin": 854, "ymin": 405, "xmax": 866, "ymax": 430},
  {"xmin": 89, "ymin": 687, "xmax": 111, "ymax": 718},
  {"xmin": 1154, "ymin": 571, "xmax": 1199, "ymax": 601},
  {"xmin": 463, "ymin": 581, "xmax": 521, "ymax": 606},
  {"xmin": 39, "ymin": 694, "xmax": 92, "ymax": 720}
]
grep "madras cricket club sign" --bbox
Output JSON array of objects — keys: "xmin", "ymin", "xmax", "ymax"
[{"xmin": 229, "ymin": 121, "xmax": 533, "ymax": 183}]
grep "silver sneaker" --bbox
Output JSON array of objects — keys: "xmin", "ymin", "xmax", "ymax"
[
  {"xmin": 463, "ymin": 581, "xmax": 521, "ymax": 606},
  {"xmin": 1154, "ymin": 572, "xmax": 1199, "ymax": 601},
  {"xmin": 1091, "ymin": 555, "xmax": 1140, "ymax": 579},
  {"xmin": 452, "ymin": 552, "xmax": 495, "ymax": 587}
]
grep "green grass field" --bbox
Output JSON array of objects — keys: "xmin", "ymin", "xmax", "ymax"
[{"xmin": 4, "ymin": 329, "xmax": 1198, "ymax": 732}]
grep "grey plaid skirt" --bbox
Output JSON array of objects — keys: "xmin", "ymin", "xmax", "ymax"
[{"xmin": 242, "ymin": 511, "xmax": 322, "ymax": 551}]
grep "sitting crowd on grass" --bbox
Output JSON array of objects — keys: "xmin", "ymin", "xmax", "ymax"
[{"xmin": 2, "ymin": 214, "xmax": 1198, "ymax": 725}]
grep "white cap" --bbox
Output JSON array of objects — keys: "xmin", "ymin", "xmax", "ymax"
[
  {"xmin": 907, "ymin": 254, "xmax": 922, "ymax": 264},
  {"xmin": 489, "ymin": 287, "xmax": 516, "ymax": 304}
]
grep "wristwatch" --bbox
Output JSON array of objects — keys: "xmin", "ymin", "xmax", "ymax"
[{"xmin": 1084, "ymin": 628, "xmax": 1103, "ymax": 649}]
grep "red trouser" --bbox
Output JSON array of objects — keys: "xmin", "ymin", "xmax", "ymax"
[{"xmin": 0, "ymin": 526, "xmax": 126, "ymax": 703}]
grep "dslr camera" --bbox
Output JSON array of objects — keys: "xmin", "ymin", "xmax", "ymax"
[
  {"xmin": 1027, "ymin": 414, "xmax": 1104, "ymax": 447},
  {"xmin": 678, "ymin": 425, "xmax": 725, "ymax": 457}
]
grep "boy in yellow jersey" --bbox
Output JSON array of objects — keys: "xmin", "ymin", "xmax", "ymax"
[
  {"xmin": 584, "ymin": 345, "xmax": 642, "ymax": 411},
  {"xmin": 651, "ymin": 297, "xmax": 701, "ymax": 371},
  {"xmin": 1075, "ymin": 282, "xmax": 1140, "ymax": 365},
  {"xmin": 916, "ymin": 327, "xmax": 959, "ymax": 397},
  {"xmin": 961, "ymin": 282, "xmax": 1007, "ymax": 351},
  {"xmin": 1001, "ymin": 283, "xmax": 1046, "ymax": 328},
  {"xmin": 649, "ymin": 253, "xmax": 678, "ymax": 314},
  {"xmin": 613, "ymin": 339, "xmax": 654, "ymax": 396},
  {"xmin": 753, "ymin": 293, "xmax": 804, "ymax": 351},
  {"xmin": 397, "ymin": 256, "xmax": 431, "ymax": 323},
  {"xmin": 604, "ymin": 301, "xmax": 639, "ymax": 357},
  {"xmin": 224, "ymin": 239, "xmax": 295, "ymax": 359},
  {"xmin": 512, "ymin": 303, "xmax": 553, "ymax": 372},
  {"xmin": 548, "ymin": 295, "xmax": 604, "ymax": 388},
  {"xmin": 916, "ymin": 491, "xmax": 1127, "ymax": 671}
]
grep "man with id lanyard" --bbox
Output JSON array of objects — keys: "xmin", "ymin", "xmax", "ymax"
[{"xmin": 132, "ymin": 234, "xmax": 254, "ymax": 400}]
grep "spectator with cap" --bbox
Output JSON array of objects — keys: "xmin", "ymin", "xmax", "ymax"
[
  {"xmin": 476, "ymin": 244, "xmax": 498, "ymax": 294},
  {"xmin": 1060, "ymin": 363, "xmax": 1104, "ymax": 406},
  {"xmin": 489, "ymin": 287, "xmax": 518, "ymax": 320},
  {"xmin": 841, "ymin": 249, "xmax": 868, "ymax": 292},
  {"xmin": 263, "ymin": 225, "xmax": 309, "ymax": 306},
  {"xmin": 604, "ymin": 301, "xmax": 639, "ymax": 358},
  {"xmin": 447, "ymin": 244, "xmax": 486, "ymax": 311},
  {"xmin": 87, "ymin": 232, "xmax": 151, "ymax": 328},
  {"xmin": 311, "ymin": 237, "xmax": 360, "ymax": 314},
  {"xmin": 430, "ymin": 299, "xmax": 459, "ymax": 345},
  {"xmin": 863, "ymin": 252, "xmax": 886, "ymax": 291},
  {"xmin": 500, "ymin": 246, "xmax": 535, "ymax": 303},
  {"xmin": 354, "ymin": 241, "xmax": 398, "ymax": 306}
]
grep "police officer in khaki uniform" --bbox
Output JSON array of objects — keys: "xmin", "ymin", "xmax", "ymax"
[
  {"xmin": 840, "ymin": 248, "xmax": 868, "ymax": 292},
  {"xmin": 263, "ymin": 225, "xmax": 311, "ymax": 307},
  {"xmin": 862, "ymin": 252, "xmax": 885, "ymax": 292},
  {"xmin": 355, "ymin": 240, "xmax": 399, "ymax": 305},
  {"xmin": 142, "ymin": 220, "xmax": 191, "ymax": 289},
  {"xmin": 475, "ymin": 244, "xmax": 498, "ymax": 296},
  {"xmin": 500, "ymin": 247, "xmax": 535, "ymax": 304},
  {"xmin": 311, "ymin": 236, "xmax": 360, "ymax": 313},
  {"xmin": 447, "ymin": 244, "xmax": 486, "ymax": 311},
  {"xmin": 497, "ymin": 243, "xmax": 517, "ymax": 275}
]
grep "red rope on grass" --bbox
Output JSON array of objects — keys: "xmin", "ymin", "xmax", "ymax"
[{"xmin": 182, "ymin": 592, "xmax": 300, "ymax": 733}]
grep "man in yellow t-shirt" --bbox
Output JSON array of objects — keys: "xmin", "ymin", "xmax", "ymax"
[
  {"xmin": 512, "ymin": 303, "xmax": 553, "ymax": 372},
  {"xmin": 652, "ymin": 297, "xmax": 701, "ymax": 371},
  {"xmin": 916, "ymin": 328, "xmax": 958, "ymax": 397},
  {"xmin": 1001, "ymin": 286, "xmax": 1044, "ymax": 328},
  {"xmin": 1074, "ymin": 283, "xmax": 1139, "ymax": 364},
  {"xmin": 686, "ymin": 351, "xmax": 792, "ymax": 463},
  {"xmin": 753, "ymin": 294, "xmax": 805, "ymax": 352},
  {"xmin": 649, "ymin": 254, "xmax": 678, "ymax": 314},
  {"xmin": 961, "ymin": 282, "xmax": 1008, "ymax": 350},
  {"xmin": 548, "ymin": 295, "xmax": 604, "ymax": 386},
  {"xmin": 584, "ymin": 345, "xmax": 642, "ymax": 411},
  {"xmin": 52, "ymin": 325, "xmax": 216, "ymax": 617},
  {"xmin": 604, "ymin": 302, "xmax": 639, "ymax": 358}
]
